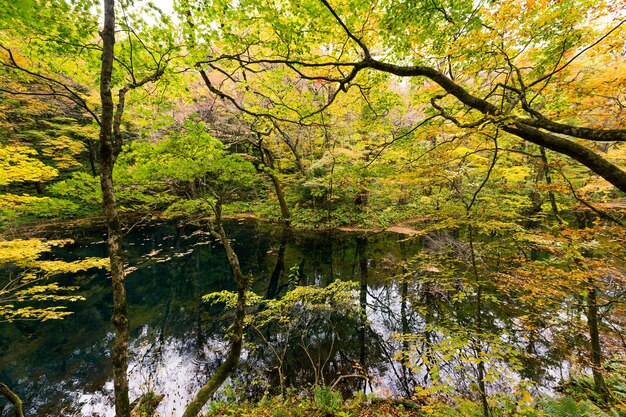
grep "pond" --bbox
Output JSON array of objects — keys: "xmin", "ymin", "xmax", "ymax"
[{"xmin": 0, "ymin": 220, "xmax": 567, "ymax": 416}]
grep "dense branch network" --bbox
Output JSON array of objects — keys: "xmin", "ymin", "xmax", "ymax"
[{"xmin": 191, "ymin": 1, "xmax": 626, "ymax": 193}]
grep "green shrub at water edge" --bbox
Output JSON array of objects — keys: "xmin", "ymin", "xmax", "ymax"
[{"xmin": 313, "ymin": 385, "xmax": 343, "ymax": 414}]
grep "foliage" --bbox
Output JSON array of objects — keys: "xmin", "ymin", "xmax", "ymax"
[
  {"xmin": 0, "ymin": 144, "xmax": 73, "ymax": 224},
  {"xmin": 204, "ymin": 280, "xmax": 362, "ymax": 392},
  {"xmin": 0, "ymin": 145, "xmax": 58, "ymax": 186},
  {"xmin": 117, "ymin": 118, "xmax": 259, "ymax": 217},
  {"xmin": 205, "ymin": 389, "xmax": 422, "ymax": 417},
  {"xmin": 203, "ymin": 390, "xmax": 625, "ymax": 417},
  {"xmin": 0, "ymin": 238, "xmax": 108, "ymax": 321},
  {"xmin": 1, "ymin": 0, "xmax": 626, "ymax": 414},
  {"xmin": 562, "ymin": 358, "xmax": 626, "ymax": 410},
  {"xmin": 48, "ymin": 172, "xmax": 102, "ymax": 207},
  {"xmin": 538, "ymin": 397, "xmax": 616, "ymax": 417},
  {"xmin": 313, "ymin": 385, "xmax": 343, "ymax": 414}
]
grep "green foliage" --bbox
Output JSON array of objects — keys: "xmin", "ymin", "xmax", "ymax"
[
  {"xmin": 539, "ymin": 397, "xmax": 615, "ymax": 417},
  {"xmin": 203, "ymin": 280, "xmax": 359, "ymax": 327},
  {"xmin": 162, "ymin": 198, "xmax": 212, "ymax": 219},
  {"xmin": 562, "ymin": 358, "xmax": 626, "ymax": 409},
  {"xmin": 202, "ymin": 390, "xmax": 625, "ymax": 417},
  {"xmin": 253, "ymin": 280, "xmax": 360, "ymax": 327},
  {"xmin": 118, "ymin": 117, "xmax": 259, "ymax": 217},
  {"xmin": 49, "ymin": 172, "xmax": 101, "ymax": 206},
  {"xmin": 0, "ymin": 123, "xmax": 96, "ymax": 224},
  {"xmin": 312, "ymin": 385, "xmax": 343, "ymax": 414},
  {"xmin": 0, "ymin": 193, "xmax": 80, "ymax": 225}
]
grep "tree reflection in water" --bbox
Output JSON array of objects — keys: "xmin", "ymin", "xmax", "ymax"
[{"xmin": 0, "ymin": 221, "xmax": 569, "ymax": 417}]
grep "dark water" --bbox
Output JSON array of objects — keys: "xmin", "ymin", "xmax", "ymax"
[{"xmin": 0, "ymin": 220, "xmax": 566, "ymax": 416}]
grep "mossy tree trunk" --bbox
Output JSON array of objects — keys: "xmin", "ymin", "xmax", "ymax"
[
  {"xmin": 182, "ymin": 201, "xmax": 250, "ymax": 417},
  {"xmin": 0, "ymin": 383, "xmax": 24, "ymax": 417},
  {"xmin": 259, "ymin": 142, "xmax": 291, "ymax": 225},
  {"xmin": 98, "ymin": 1, "xmax": 131, "ymax": 417}
]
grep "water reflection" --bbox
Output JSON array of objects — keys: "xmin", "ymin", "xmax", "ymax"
[{"xmin": 0, "ymin": 221, "xmax": 565, "ymax": 416}]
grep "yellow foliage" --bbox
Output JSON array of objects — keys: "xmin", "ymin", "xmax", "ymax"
[
  {"xmin": 0, "ymin": 238, "xmax": 108, "ymax": 322},
  {"xmin": 0, "ymin": 145, "xmax": 58, "ymax": 185}
]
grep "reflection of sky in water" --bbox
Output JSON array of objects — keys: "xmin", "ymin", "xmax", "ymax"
[
  {"xmin": 77, "ymin": 332, "xmax": 230, "ymax": 417},
  {"xmin": 73, "ymin": 281, "xmax": 568, "ymax": 417},
  {"xmin": 0, "ymin": 221, "xmax": 569, "ymax": 416}
]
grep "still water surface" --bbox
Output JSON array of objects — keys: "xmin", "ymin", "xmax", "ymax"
[{"xmin": 0, "ymin": 220, "xmax": 565, "ymax": 416}]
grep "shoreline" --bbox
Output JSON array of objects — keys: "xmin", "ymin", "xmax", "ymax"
[{"xmin": 1, "ymin": 211, "xmax": 425, "ymax": 239}]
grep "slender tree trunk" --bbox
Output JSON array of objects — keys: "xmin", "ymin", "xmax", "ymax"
[
  {"xmin": 98, "ymin": 2, "xmax": 130, "ymax": 416},
  {"xmin": 539, "ymin": 147, "xmax": 561, "ymax": 222},
  {"xmin": 475, "ymin": 284, "xmax": 489, "ymax": 417},
  {"xmin": 0, "ymin": 383, "xmax": 24, "ymax": 417},
  {"xmin": 270, "ymin": 173, "xmax": 291, "ymax": 224},
  {"xmin": 586, "ymin": 278, "xmax": 610, "ymax": 403},
  {"xmin": 399, "ymin": 279, "xmax": 418, "ymax": 395},
  {"xmin": 182, "ymin": 203, "xmax": 250, "ymax": 417},
  {"xmin": 258, "ymin": 144, "xmax": 291, "ymax": 224}
]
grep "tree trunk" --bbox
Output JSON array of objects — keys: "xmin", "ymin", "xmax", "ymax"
[
  {"xmin": 182, "ymin": 203, "xmax": 250, "ymax": 417},
  {"xmin": 260, "ymin": 146, "xmax": 291, "ymax": 224},
  {"xmin": 475, "ymin": 284, "xmax": 489, "ymax": 417},
  {"xmin": 98, "ymin": 1, "xmax": 131, "ymax": 416},
  {"xmin": 0, "ymin": 383, "xmax": 24, "ymax": 417},
  {"xmin": 270, "ymin": 173, "xmax": 291, "ymax": 224},
  {"xmin": 539, "ymin": 147, "xmax": 561, "ymax": 222},
  {"xmin": 587, "ymin": 278, "xmax": 610, "ymax": 403}
]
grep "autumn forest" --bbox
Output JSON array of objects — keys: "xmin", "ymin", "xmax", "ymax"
[{"xmin": 1, "ymin": 0, "xmax": 626, "ymax": 416}]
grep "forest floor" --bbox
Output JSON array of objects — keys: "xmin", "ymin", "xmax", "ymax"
[
  {"xmin": 205, "ymin": 395, "xmax": 427, "ymax": 417},
  {"xmin": 201, "ymin": 391, "xmax": 622, "ymax": 417}
]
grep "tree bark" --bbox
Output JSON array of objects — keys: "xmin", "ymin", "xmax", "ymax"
[
  {"xmin": 539, "ymin": 147, "xmax": 561, "ymax": 222},
  {"xmin": 270, "ymin": 173, "xmax": 291, "ymax": 223},
  {"xmin": 87, "ymin": 139, "xmax": 98, "ymax": 176},
  {"xmin": 182, "ymin": 203, "xmax": 250, "ymax": 417},
  {"xmin": 363, "ymin": 59, "xmax": 626, "ymax": 193},
  {"xmin": 0, "ymin": 383, "xmax": 24, "ymax": 417},
  {"xmin": 475, "ymin": 284, "xmax": 489, "ymax": 417},
  {"xmin": 98, "ymin": 1, "xmax": 131, "ymax": 416},
  {"xmin": 259, "ymin": 146, "xmax": 291, "ymax": 224}
]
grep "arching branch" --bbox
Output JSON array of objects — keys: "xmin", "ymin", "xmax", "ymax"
[{"xmin": 187, "ymin": 0, "xmax": 626, "ymax": 193}]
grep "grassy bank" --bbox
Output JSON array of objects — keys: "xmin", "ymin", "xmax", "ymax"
[{"xmin": 196, "ymin": 383, "xmax": 626, "ymax": 417}]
